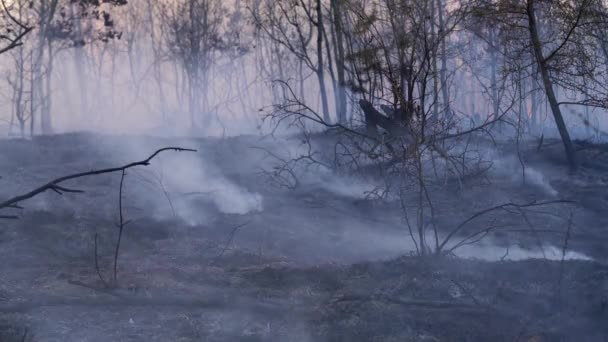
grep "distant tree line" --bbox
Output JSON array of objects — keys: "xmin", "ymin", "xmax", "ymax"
[{"xmin": 0, "ymin": 0, "xmax": 607, "ymax": 168}]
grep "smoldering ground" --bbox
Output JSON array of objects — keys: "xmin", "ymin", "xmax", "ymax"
[{"xmin": 0, "ymin": 132, "xmax": 606, "ymax": 341}]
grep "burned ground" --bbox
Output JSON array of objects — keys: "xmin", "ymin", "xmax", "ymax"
[{"xmin": 0, "ymin": 133, "xmax": 607, "ymax": 341}]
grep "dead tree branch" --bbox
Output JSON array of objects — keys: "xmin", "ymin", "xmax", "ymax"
[
  {"xmin": 94, "ymin": 233, "xmax": 110, "ymax": 288},
  {"xmin": 113, "ymin": 169, "xmax": 128, "ymax": 284},
  {"xmin": 0, "ymin": 0, "xmax": 33, "ymax": 55},
  {"xmin": 439, "ymin": 199, "xmax": 576, "ymax": 254},
  {"xmin": 0, "ymin": 147, "xmax": 197, "ymax": 218},
  {"xmin": 210, "ymin": 221, "xmax": 251, "ymax": 266}
]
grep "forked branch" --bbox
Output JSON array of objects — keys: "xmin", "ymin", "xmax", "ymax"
[{"xmin": 0, "ymin": 147, "xmax": 197, "ymax": 218}]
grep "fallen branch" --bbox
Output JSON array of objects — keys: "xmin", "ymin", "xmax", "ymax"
[{"xmin": 0, "ymin": 147, "xmax": 197, "ymax": 218}]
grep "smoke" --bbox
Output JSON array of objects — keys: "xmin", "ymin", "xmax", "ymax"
[
  {"xmin": 261, "ymin": 136, "xmax": 381, "ymax": 199},
  {"xmin": 453, "ymin": 241, "xmax": 593, "ymax": 261},
  {"xmin": 158, "ymin": 152, "xmax": 263, "ymax": 216},
  {"xmin": 88, "ymin": 136, "xmax": 263, "ymax": 227},
  {"xmin": 312, "ymin": 171, "xmax": 379, "ymax": 199},
  {"xmin": 466, "ymin": 145, "xmax": 560, "ymax": 197}
]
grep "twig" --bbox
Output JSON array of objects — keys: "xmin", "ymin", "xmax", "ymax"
[
  {"xmin": 67, "ymin": 279, "xmax": 122, "ymax": 299},
  {"xmin": 113, "ymin": 170, "xmax": 127, "ymax": 284},
  {"xmin": 536, "ymin": 134, "xmax": 545, "ymax": 152},
  {"xmin": 450, "ymin": 279, "xmax": 481, "ymax": 306},
  {"xmin": 500, "ymin": 245, "xmax": 511, "ymax": 261},
  {"xmin": 210, "ymin": 221, "xmax": 251, "ymax": 265},
  {"xmin": 94, "ymin": 233, "xmax": 110, "ymax": 288},
  {"xmin": 438, "ymin": 199, "xmax": 575, "ymax": 253},
  {"xmin": 518, "ymin": 208, "xmax": 547, "ymax": 260},
  {"xmin": 154, "ymin": 168, "xmax": 177, "ymax": 219},
  {"xmin": 400, "ymin": 187, "xmax": 420, "ymax": 255}
]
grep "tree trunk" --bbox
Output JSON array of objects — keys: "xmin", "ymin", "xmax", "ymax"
[
  {"xmin": 469, "ymin": 75, "xmax": 476, "ymax": 119},
  {"xmin": 41, "ymin": 39, "xmax": 54, "ymax": 134},
  {"xmin": 530, "ymin": 77, "xmax": 538, "ymax": 133},
  {"xmin": 33, "ymin": 44, "xmax": 44, "ymax": 135},
  {"xmin": 71, "ymin": 3, "xmax": 88, "ymax": 125},
  {"xmin": 489, "ymin": 29, "xmax": 499, "ymax": 121},
  {"xmin": 518, "ymin": 68, "xmax": 526, "ymax": 132},
  {"xmin": 332, "ymin": 0, "xmax": 347, "ymax": 124},
  {"xmin": 316, "ymin": 0, "xmax": 330, "ymax": 123},
  {"xmin": 146, "ymin": 0, "xmax": 167, "ymax": 123},
  {"xmin": 298, "ymin": 59, "xmax": 305, "ymax": 101},
  {"xmin": 15, "ymin": 46, "xmax": 25, "ymax": 138},
  {"xmin": 526, "ymin": 0, "xmax": 577, "ymax": 170},
  {"xmin": 429, "ymin": 0, "xmax": 439, "ymax": 118},
  {"xmin": 322, "ymin": 18, "xmax": 338, "ymax": 117},
  {"xmin": 29, "ymin": 54, "xmax": 35, "ymax": 137},
  {"xmin": 436, "ymin": 0, "xmax": 450, "ymax": 120}
]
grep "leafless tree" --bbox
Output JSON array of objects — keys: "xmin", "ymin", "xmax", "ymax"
[
  {"xmin": 471, "ymin": 0, "xmax": 608, "ymax": 170},
  {"xmin": 3, "ymin": 0, "xmax": 126, "ymax": 135},
  {"xmin": 161, "ymin": 0, "xmax": 226, "ymax": 130}
]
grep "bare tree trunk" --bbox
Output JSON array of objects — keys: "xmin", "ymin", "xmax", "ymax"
[
  {"xmin": 489, "ymin": 29, "xmax": 499, "ymax": 122},
  {"xmin": 29, "ymin": 54, "xmax": 35, "ymax": 137},
  {"xmin": 298, "ymin": 58, "xmax": 305, "ymax": 101},
  {"xmin": 316, "ymin": 0, "xmax": 330, "ymax": 123},
  {"xmin": 71, "ymin": 3, "xmax": 88, "ymax": 125},
  {"xmin": 268, "ymin": 25, "xmax": 286, "ymax": 101},
  {"xmin": 15, "ymin": 46, "xmax": 25, "ymax": 137},
  {"xmin": 429, "ymin": 0, "xmax": 439, "ymax": 118},
  {"xmin": 176, "ymin": 63, "xmax": 184, "ymax": 108},
  {"xmin": 33, "ymin": 46, "xmax": 45, "ymax": 134},
  {"xmin": 201, "ymin": 67, "xmax": 210, "ymax": 129},
  {"xmin": 332, "ymin": 0, "xmax": 347, "ymax": 124},
  {"xmin": 469, "ymin": 74, "xmax": 475, "ymax": 118},
  {"xmin": 526, "ymin": 0, "xmax": 576, "ymax": 170},
  {"xmin": 595, "ymin": 3, "xmax": 608, "ymax": 68},
  {"xmin": 110, "ymin": 41, "xmax": 117, "ymax": 122},
  {"xmin": 41, "ymin": 39, "xmax": 54, "ymax": 134},
  {"xmin": 322, "ymin": 19, "xmax": 338, "ymax": 117},
  {"xmin": 530, "ymin": 71, "xmax": 538, "ymax": 134},
  {"xmin": 32, "ymin": 0, "xmax": 59, "ymax": 135},
  {"xmin": 518, "ymin": 68, "xmax": 526, "ymax": 131},
  {"xmin": 188, "ymin": 72, "xmax": 197, "ymax": 129},
  {"xmin": 236, "ymin": 58, "xmax": 252, "ymax": 119},
  {"xmin": 582, "ymin": 82, "xmax": 591, "ymax": 136},
  {"xmin": 146, "ymin": 0, "xmax": 167, "ymax": 123},
  {"xmin": 436, "ymin": 0, "xmax": 450, "ymax": 120}
]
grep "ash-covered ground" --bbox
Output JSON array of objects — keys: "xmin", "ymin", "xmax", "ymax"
[{"xmin": 0, "ymin": 133, "xmax": 607, "ymax": 341}]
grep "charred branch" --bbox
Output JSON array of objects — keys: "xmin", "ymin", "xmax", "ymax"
[{"xmin": 0, "ymin": 147, "xmax": 197, "ymax": 219}]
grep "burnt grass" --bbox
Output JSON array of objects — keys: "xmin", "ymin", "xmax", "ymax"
[{"xmin": 0, "ymin": 133, "xmax": 607, "ymax": 341}]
